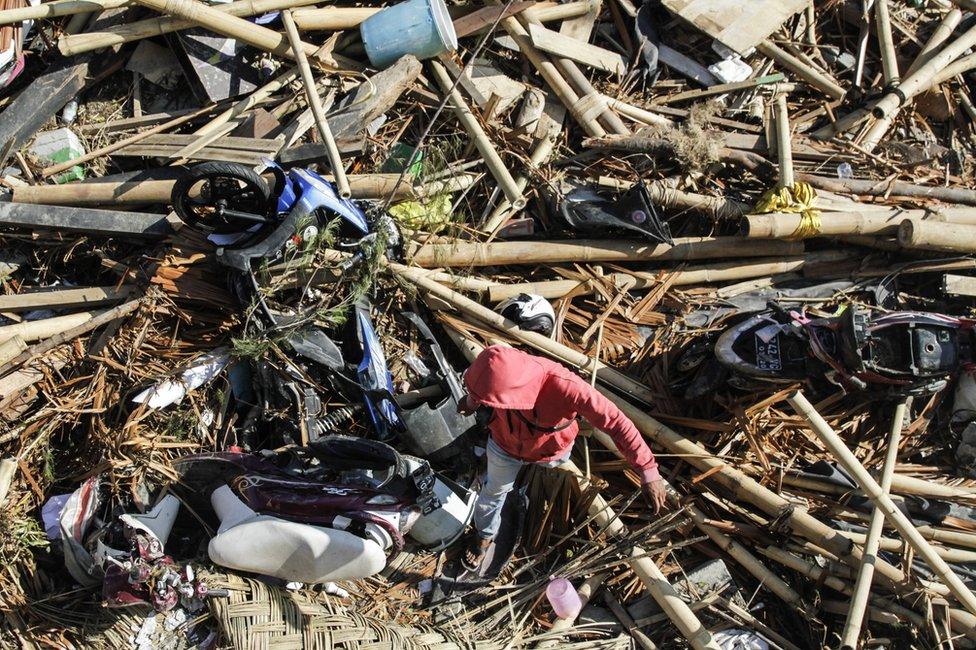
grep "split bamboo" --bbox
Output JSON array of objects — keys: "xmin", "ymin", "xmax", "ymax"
[
  {"xmin": 392, "ymin": 265, "xmax": 917, "ymax": 591},
  {"xmin": 589, "ymin": 429, "xmax": 806, "ymax": 610},
  {"xmin": 787, "ymin": 391, "xmax": 976, "ymax": 616},
  {"xmin": 898, "ymin": 218, "xmax": 976, "ymax": 253},
  {"xmin": 0, "ymin": 458, "xmax": 14, "ymax": 507},
  {"xmin": 407, "ymin": 237, "xmax": 803, "ymax": 267},
  {"xmin": 281, "ymin": 10, "xmax": 350, "ymax": 198},
  {"xmin": 840, "ymin": 401, "xmax": 906, "ymax": 650},
  {"xmin": 563, "ymin": 460, "xmax": 720, "ymax": 650},
  {"xmin": 429, "ymin": 60, "xmax": 525, "ymax": 211},
  {"xmin": 125, "ymin": 0, "xmax": 330, "ymax": 65},
  {"xmin": 872, "ymin": 23, "xmax": 976, "ymax": 119}
]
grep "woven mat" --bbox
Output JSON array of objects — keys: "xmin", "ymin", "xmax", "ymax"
[{"xmin": 208, "ymin": 573, "xmax": 473, "ymax": 649}]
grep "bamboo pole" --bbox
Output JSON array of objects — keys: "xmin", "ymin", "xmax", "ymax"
[
  {"xmin": 898, "ymin": 218, "xmax": 976, "ymax": 253},
  {"xmin": 281, "ymin": 10, "xmax": 350, "ymax": 199},
  {"xmin": 60, "ymin": 0, "xmax": 324, "ymax": 56},
  {"xmin": 486, "ymin": 252, "xmax": 852, "ymax": 301},
  {"xmin": 840, "ymin": 401, "xmax": 907, "ymax": 650},
  {"xmin": 799, "ymin": 173, "xmax": 976, "ymax": 206},
  {"xmin": 407, "ymin": 237, "xmax": 802, "ymax": 267},
  {"xmin": 536, "ymin": 572, "xmax": 608, "ymax": 648},
  {"xmin": 773, "ymin": 93, "xmax": 793, "ymax": 188},
  {"xmin": 483, "ymin": 131, "xmax": 556, "ymax": 232},
  {"xmin": 836, "ymin": 530, "xmax": 976, "ymax": 564},
  {"xmin": 757, "ymin": 40, "xmax": 845, "ymax": 100},
  {"xmin": 905, "ymin": 8, "xmax": 962, "ymax": 78},
  {"xmin": 392, "ymin": 265, "xmax": 916, "ymax": 591},
  {"xmin": 873, "ymin": 23, "xmax": 976, "ymax": 119},
  {"xmin": 588, "ymin": 428, "xmax": 806, "ymax": 611},
  {"xmin": 12, "ymin": 174, "xmax": 414, "ymax": 206},
  {"xmin": 787, "ymin": 391, "xmax": 976, "ymax": 616},
  {"xmin": 744, "ymin": 208, "xmax": 976, "ymax": 239},
  {"xmin": 0, "ymin": 0, "xmax": 128, "ymax": 25},
  {"xmin": 491, "ymin": 6, "xmax": 605, "ymax": 137},
  {"xmin": 0, "ymin": 457, "xmax": 14, "ymax": 507},
  {"xmin": 0, "ymin": 311, "xmax": 99, "ymax": 344},
  {"xmin": 873, "ymin": 0, "xmax": 899, "ymax": 84},
  {"xmin": 125, "ymin": 0, "xmax": 330, "ymax": 65},
  {"xmin": 292, "ymin": 2, "xmax": 595, "ymax": 31},
  {"xmin": 429, "ymin": 60, "xmax": 526, "ymax": 210},
  {"xmin": 563, "ymin": 461, "xmax": 719, "ymax": 650}
]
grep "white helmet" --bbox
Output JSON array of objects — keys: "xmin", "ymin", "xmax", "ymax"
[{"xmin": 496, "ymin": 293, "xmax": 555, "ymax": 336}]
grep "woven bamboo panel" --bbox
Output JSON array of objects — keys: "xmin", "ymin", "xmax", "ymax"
[{"xmin": 208, "ymin": 573, "xmax": 473, "ymax": 649}]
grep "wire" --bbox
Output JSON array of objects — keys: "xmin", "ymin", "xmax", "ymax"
[{"xmin": 381, "ymin": 0, "xmax": 519, "ymax": 210}]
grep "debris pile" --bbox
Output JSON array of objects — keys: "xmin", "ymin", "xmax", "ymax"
[{"xmin": 2, "ymin": 0, "xmax": 976, "ymax": 648}]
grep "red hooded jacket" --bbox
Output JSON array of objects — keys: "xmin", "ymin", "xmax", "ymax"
[{"xmin": 463, "ymin": 346, "xmax": 660, "ymax": 484}]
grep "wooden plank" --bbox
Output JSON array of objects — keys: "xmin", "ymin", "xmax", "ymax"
[
  {"xmin": 329, "ymin": 56, "xmax": 423, "ymax": 139},
  {"xmin": 527, "ymin": 22, "xmax": 625, "ymax": 74},
  {"xmin": 452, "ymin": 1, "xmax": 536, "ymax": 38},
  {"xmin": 0, "ymin": 286, "xmax": 134, "ymax": 312},
  {"xmin": 0, "ymin": 202, "xmax": 172, "ymax": 238},
  {"xmin": 115, "ymin": 133, "xmax": 281, "ymax": 163},
  {"xmin": 661, "ymin": 0, "xmax": 808, "ymax": 54}
]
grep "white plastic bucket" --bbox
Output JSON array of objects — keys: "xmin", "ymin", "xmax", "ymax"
[{"xmin": 360, "ymin": 0, "xmax": 457, "ymax": 69}]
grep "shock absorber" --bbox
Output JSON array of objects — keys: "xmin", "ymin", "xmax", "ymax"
[{"xmin": 315, "ymin": 404, "xmax": 362, "ymax": 436}]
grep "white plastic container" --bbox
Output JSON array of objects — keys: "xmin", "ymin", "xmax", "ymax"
[{"xmin": 30, "ymin": 128, "xmax": 85, "ymax": 183}]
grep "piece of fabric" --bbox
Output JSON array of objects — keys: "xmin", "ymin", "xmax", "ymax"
[
  {"xmin": 473, "ymin": 438, "xmax": 568, "ymax": 538},
  {"xmin": 464, "ymin": 346, "xmax": 660, "ymax": 484}
]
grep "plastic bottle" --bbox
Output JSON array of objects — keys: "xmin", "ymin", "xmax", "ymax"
[
  {"xmin": 546, "ymin": 577, "xmax": 582, "ymax": 619},
  {"xmin": 836, "ymin": 162, "xmax": 853, "ymax": 179}
]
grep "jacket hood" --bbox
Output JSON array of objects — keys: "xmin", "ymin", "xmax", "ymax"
[{"xmin": 464, "ymin": 346, "xmax": 546, "ymax": 410}]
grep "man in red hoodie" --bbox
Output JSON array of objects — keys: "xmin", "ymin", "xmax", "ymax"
[{"xmin": 459, "ymin": 345, "xmax": 665, "ymax": 567}]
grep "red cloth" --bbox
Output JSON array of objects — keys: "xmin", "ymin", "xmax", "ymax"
[{"xmin": 464, "ymin": 346, "xmax": 660, "ymax": 484}]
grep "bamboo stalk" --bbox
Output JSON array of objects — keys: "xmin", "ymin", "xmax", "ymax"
[
  {"xmin": 281, "ymin": 10, "xmax": 349, "ymax": 199},
  {"xmin": 898, "ymin": 218, "xmax": 976, "ymax": 253},
  {"xmin": 799, "ymin": 173, "xmax": 976, "ymax": 205},
  {"xmin": 774, "ymin": 93, "xmax": 793, "ymax": 188},
  {"xmin": 0, "ymin": 299, "xmax": 143, "ymax": 377},
  {"xmin": 757, "ymin": 40, "xmax": 845, "ymax": 100},
  {"xmin": 873, "ymin": 23, "xmax": 976, "ymax": 119},
  {"xmin": 407, "ymin": 237, "xmax": 802, "ymax": 267},
  {"xmin": 905, "ymin": 8, "xmax": 962, "ymax": 78},
  {"xmin": 393, "ymin": 266, "xmax": 916, "ymax": 591},
  {"xmin": 483, "ymin": 131, "xmax": 557, "ymax": 232},
  {"xmin": 873, "ymin": 0, "xmax": 899, "ymax": 84},
  {"xmin": 0, "ymin": 457, "xmax": 14, "ymax": 507},
  {"xmin": 787, "ymin": 390, "xmax": 976, "ymax": 616},
  {"xmin": 429, "ymin": 60, "xmax": 525, "ymax": 210},
  {"xmin": 41, "ymin": 103, "xmax": 219, "ymax": 178},
  {"xmin": 60, "ymin": 0, "xmax": 324, "ymax": 56},
  {"xmin": 11, "ymin": 175, "xmax": 414, "ymax": 206},
  {"xmin": 835, "ymin": 530, "xmax": 976, "ymax": 564},
  {"xmin": 124, "ymin": 0, "xmax": 330, "ymax": 65},
  {"xmin": 536, "ymin": 572, "xmax": 608, "ymax": 648},
  {"xmin": 0, "ymin": 0, "xmax": 128, "ymax": 25},
  {"xmin": 563, "ymin": 460, "xmax": 720, "ymax": 650},
  {"xmin": 486, "ymin": 252, "xmax": 851, "ymax": 301},
  {"xmin": 744, "ymin": 208, "xmax": 976, "ymax": 239},
  {"xmin": 589, "ymin": 428, "xmax": 806, "ymax": 611},
  {"xmin": 0, "ymin": 311, "xmax": 99, "ymax": 344},
  {"xmin": 490, "ymin": 5, "xmax": 605, "ymax": 137},
  {"xmin": 840, "ymin": 401, "xmax": 907, "ymax": 650}
]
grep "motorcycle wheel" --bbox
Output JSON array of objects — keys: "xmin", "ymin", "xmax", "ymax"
[{"xmin": 171, "ymin": 162, "xmax": 272, "ymax": 233}]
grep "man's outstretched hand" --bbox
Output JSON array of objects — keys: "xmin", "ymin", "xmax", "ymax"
[{"xmin": 642, "ymin": 479, "xmax": 667, "ymax": 514}]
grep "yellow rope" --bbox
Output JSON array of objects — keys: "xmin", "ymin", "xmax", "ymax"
[{"xmin": 752, "ymin": 181, "xmax": 821, "ymax": 240}]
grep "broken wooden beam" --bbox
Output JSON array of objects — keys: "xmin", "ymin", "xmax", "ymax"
[{"xmin": 0, "ymin": 202, "xmax": 173, "ymax": 238}]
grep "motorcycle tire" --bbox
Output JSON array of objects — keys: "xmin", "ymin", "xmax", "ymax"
[{"xmin": 171, "ymin": 162, "xmax": 272, "ymax": 234}]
